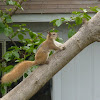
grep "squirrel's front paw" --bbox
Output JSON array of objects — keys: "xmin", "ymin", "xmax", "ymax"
[
  {"xmin": 62, "ymin": 46, "xmax": 66, "ymax": 50},
  {"xmin": 45, "ymin": 61, "xmax": 49, "ymax": 64},
  {"xmin": 60, "ymin": 46, "xmax": 66, "ymax": 50}
]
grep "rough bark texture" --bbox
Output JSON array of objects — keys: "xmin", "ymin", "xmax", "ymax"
[{"xmin": 1, "ymin": 12, "xmax": 100, "ymax": 100}]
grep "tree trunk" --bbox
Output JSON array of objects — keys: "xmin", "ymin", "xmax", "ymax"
[{"xmin": 1, "ymin": 12, "xmax": 100, "ymax": 100}]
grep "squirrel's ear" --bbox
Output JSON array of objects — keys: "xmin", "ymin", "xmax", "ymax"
[{"xmin": 47, "ymin": 32, "xmax": 51, "ymax": 36}]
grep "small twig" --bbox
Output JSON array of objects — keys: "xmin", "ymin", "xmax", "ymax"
[
  {"xmin": 7, "ymin": 0, "xmax": 24, "ymax": 46},
  {"xmin": 41, "ymin": 26, "xmax": 56, "ymax": 33},
  {"xmin": 41, "ymin": 20, "xmax": 71, "ymax": 33},
  {"xmin": 8, "ymin": 36, "xmax": 17, "ymax": 46},
  {"xmin": 9, "ymin": 0, "xmax": 24, "ymax": 16}
]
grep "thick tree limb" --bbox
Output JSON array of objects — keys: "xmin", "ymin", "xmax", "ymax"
[{"xmin": 1, "ymin": 12, "xmax": 100, "ymax": 100}]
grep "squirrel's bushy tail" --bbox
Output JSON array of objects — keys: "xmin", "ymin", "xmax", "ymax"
[{"xmin": 1, "ymin": 61, "xmax": 37, "ymax": 83}]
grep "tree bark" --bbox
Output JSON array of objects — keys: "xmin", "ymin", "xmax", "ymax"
[{"xmin": 1, "ymin": 11, "xmax": 100, "ymax": 100}]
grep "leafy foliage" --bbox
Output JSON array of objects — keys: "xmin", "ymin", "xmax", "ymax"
[
  {"xmin": 5, "ymin": 0, "xmax": 24, "ymax": 10},
  {"xmin": 50, "ymin": 7, "xmax": 100, "ymax": 38},
  {"xmin": 89, "ymin": 6, "xmax": 100, "ymax": 12}
]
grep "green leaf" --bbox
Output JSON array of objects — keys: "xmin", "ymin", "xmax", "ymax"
[
  {"xmin": 56, "ymin": 37, "xmax": 63, "ymax": 43},
  {"xmin": 6, "ymin": 0, "xmax": 10, "ymax": 5},
  {"xmin": 1, "ymin": 86, "xmax": 5, "ymax": 95},
  {"xmin": 8, "ymin": 46, "xmax": 20, "ymax": 51},
  {"xmin": 14, "ymin": 1, "xmax": 24, "ymax": 10},
  {"xmin": 72, "ymin": 11, "xmax": 81, "ymax": 14},
  {"xmin": 26, "ymin": 46, "xmax": 34, "ymax": 53},
  {"xmin": 2, "ymin": 14, "xmax": 12, "ymax": 23},
  {"xmin": 15, "ymin": 58, "xmax": 25, "ymax": 62},
  {"xmin": 13, "ymin": 24, "xmax": 20, "ymax": 27},
  {"xmin": 96, "ymin": 8, "xmax": 100, "ymax": 12},
  {"xmin": 24, "ymin": 73, "xmax": 28, "ymax": 78},
  {"xmin": 18, "ymin": 34, "xmax": 24, "ymax": 40},
  {"xmin": 61, "ymin": 17, "xmax": 66, "ymax": 21},
  {"xmin": 4, "ymin": 27, "xmax": 13, "ymax": 36},
  {"xmin": 83, "ymin": 13, "xmax": 91, "ymax": 20},
  {"xmin": 29, "ymin": 32, "xmax": 37, "ymax": 38},
  {"xmin": 89, "ymin": 6, "xmax": 100, "ymax": 12},
  {"xmin": 68, "ymin": 29, "xmax": 76, "ymax": 38},
  {"xmin": 15, "ymin": 60, "xmax": 20, "ymax": 62},
  {"xmin": 75, "ymin": 17, "xmax": 82, "ymax": 25},
  {"xmin": 6, "ymin": 17, "xmax": 12, "ymax": 23},
  {"xmin": 8, "ymin": 0, "xmax": 15, "ymax": 5},
  {"xmin": 34, "ymin": 41, "xmax": 40, "ymax": 45},
  {"xmin": 8, "ymin": 8, "xmax": 12, "ymax": 12},
  {"xmin": 23, "ymin": 46, "xmax": 30, "ymax": 50},
  {"xmin": 0, "ymin": 22, "xmax": 6, "ymax": 33},
  {"xmin": 3, "ymin": 65, "xmax": 14, "ymax": 72},
  {"xmin": 28, "ymin": 56, "xmax": 35, "ymax": 61},
  {"xmin": 33, "ymin": 49, "xmax": 36, "ymax": 53},
  {"xmin": 12, "ymin": 51, "xmax": 19, "ymax": 58},
  {"xmin": 50, "ymin": 19, "xmax": 59, "ymax": 26},
  {"xmin": 21, "ymin": 24, "xmax": 26, "ymax": 26},
  {"xmin": 27, "ymin": 44, "xmax": 33, "ymax": 47},
  {"xmin": 3, "ymin": 52, "xmax": 12, "ymax": 61},
  {"xmin": 50, "ymin": 29, "xmax": 59, "ymax": 32},
  {"xmin": 80, "ymin": 8, "xmax": 87, "ymax": 13},
  {"xmin": 56, "ymin": 19, "xmax": 62, "ymax": 27}
]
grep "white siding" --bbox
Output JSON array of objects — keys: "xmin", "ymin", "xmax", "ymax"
[{"xmin": 52, "ymin": 42, "xmax": 100, "ymax": 100}]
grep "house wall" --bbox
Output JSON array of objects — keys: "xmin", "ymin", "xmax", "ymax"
[
  {"xmin": 52, "ymin": 42, "xmax": 100, "ymax": 100},
  {"xmin": 0, "ymin": 22, "xmax": 70, "ymax": 41},
  {"xmin": 0, "ymin": 0, "xmax": 100, "ymax": 14}
]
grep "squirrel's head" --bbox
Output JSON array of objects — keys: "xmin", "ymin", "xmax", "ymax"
[{"xmin": 47, "ymin": 32, "xmax": 58, "ymax": 40}]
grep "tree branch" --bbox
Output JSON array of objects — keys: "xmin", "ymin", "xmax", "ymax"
[
  {"xmin": 9, "ymin": 0, "xmax": 24, "ymax": 16},
  {"xmin": 8, "ymin": 36, "xmax": 17, "ymax": 46}
]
